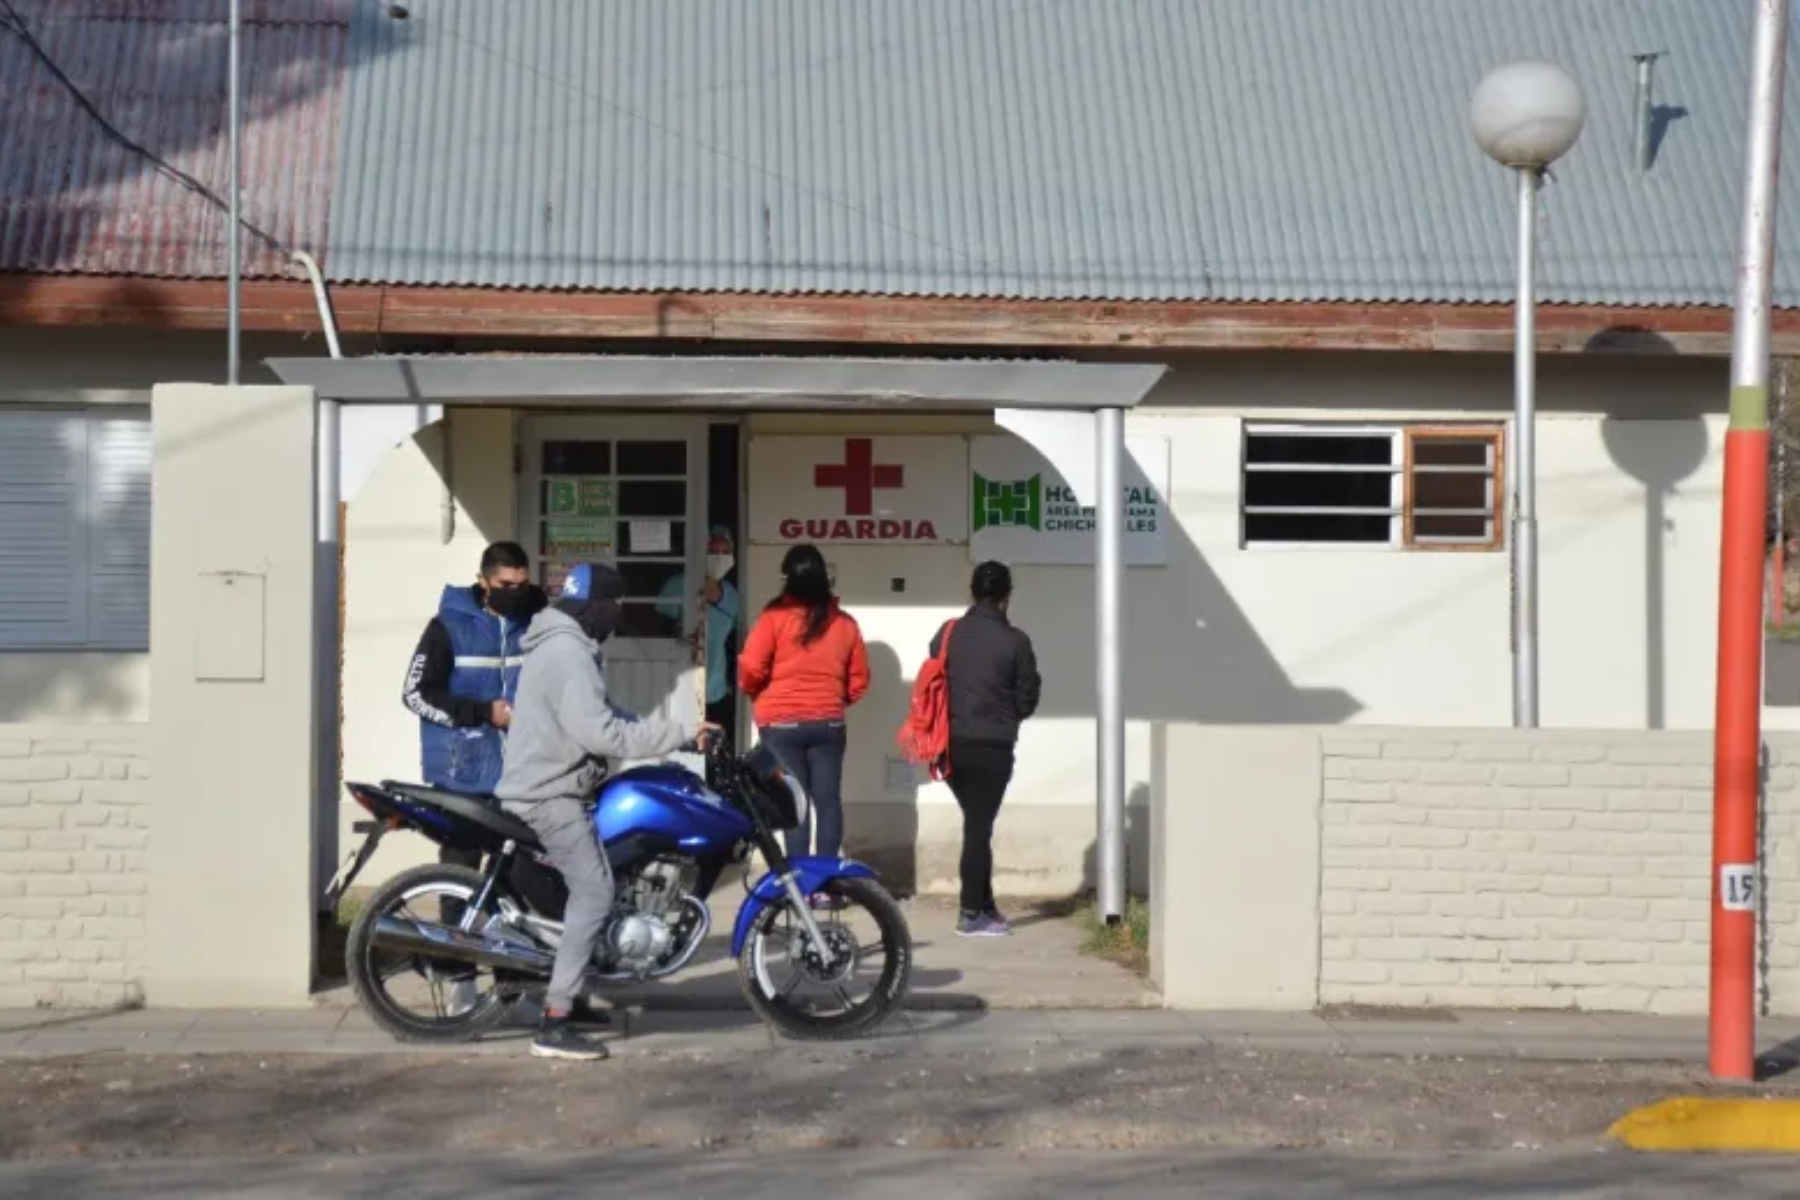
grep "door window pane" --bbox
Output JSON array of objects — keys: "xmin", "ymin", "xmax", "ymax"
[
  {"xmin": 617, "ymin": 479, "xmax": 686, "ymax": 517},
  {"xmin": 541, "ymin": 440, "xmax": 611, "ymax": 475},
  {"xmin": 616, "ymin": 440, "xmax": 687, "ymax": 476}
]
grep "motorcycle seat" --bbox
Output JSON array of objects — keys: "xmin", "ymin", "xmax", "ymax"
[{"xmin": 379, "ymin": 781, "xmax": 543, "ymax": 850}]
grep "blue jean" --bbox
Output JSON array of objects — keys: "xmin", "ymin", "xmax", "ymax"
[{"xmin": 759, "ymin": 720, "xmax": 848, "ymax": 860}]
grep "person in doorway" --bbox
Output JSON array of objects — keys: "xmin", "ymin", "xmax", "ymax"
[
  {"xmin": 655, "ymin": 525, "xmax": 742, "ymax": 739},
  {"xmin": 930, "ymin": 560, "xmax": 1041, "ymax": 939},
  {"xmin": 401, "ymin": 540, "xmax": 547, "ymax": 1015},
  {"xmin": 497, "ymin": 563, "xmax": 718, "ymax": 1062},
  {"xmin": 738, "ymin": 544, "xmax": 870, "ymax": 894}
]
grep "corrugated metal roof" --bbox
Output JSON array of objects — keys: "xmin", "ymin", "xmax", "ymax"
[
  {"xmin": 327, "ymin": 0, "xmax": 1800, "ymax": 306},
  {"xmin": 0, "ymin": 0, "xmax": 349, "ymax": 278}
]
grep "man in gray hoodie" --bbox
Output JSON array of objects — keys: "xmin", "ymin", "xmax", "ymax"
[{"xmin": 496, "ymin": 562, "xmax": 716, "ymax": 1061}]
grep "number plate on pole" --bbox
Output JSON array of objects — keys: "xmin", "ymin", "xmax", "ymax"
[{"xmin": 1721, "ymin": 864, "xmax": 1758, "ymax": 912}]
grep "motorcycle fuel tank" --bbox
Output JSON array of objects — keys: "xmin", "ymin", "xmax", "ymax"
[{"xmin": 593, "ymin": 764, "xmax": 753, "ymax": 852}]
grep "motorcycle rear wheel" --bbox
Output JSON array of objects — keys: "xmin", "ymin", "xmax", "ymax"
[
  {"xmin": 345, "ymin": 863, "xmax": 515, "ymax": 1044},
  {"xmin": 737, "ymin": 875, "xmax": 913, "ymax": 1040}
]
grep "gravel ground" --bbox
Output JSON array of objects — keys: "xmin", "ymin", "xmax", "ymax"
[{"xmin": 1, "ymin": 1044, "xmax": 1791, "ymax": 1161}]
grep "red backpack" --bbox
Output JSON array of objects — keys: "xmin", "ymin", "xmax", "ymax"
[{"xmin": 897, "ymin": 620, "xmax": 956, "ymax": 781}]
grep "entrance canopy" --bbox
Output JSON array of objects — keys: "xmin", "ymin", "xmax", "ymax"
[
  {"xmin": 264, "ymin": 354, "xmax": 1165, "ymax": 411},
  {"xmin": 267, "ymin": 351, "xmax": 1160, "ymax": 922}
]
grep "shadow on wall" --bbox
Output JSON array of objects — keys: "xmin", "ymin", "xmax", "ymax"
[
  {"xmin": 822, "ymin": 497, "xmax": 1362, "ymax": 894},
  {"xmin": 0, "ymin": 656, "xmax": 144, "ymax": 723},
  {"xmin": 337, "ymin": 411, "xmax": 518, "ymax": 890},
  {"xmin": 1600, "ymin": 413, "xmax": 1711, "ymax": 730},
  {"xmin": 841, "ymin": 640, "xmax": 920, "ymax": 886}
]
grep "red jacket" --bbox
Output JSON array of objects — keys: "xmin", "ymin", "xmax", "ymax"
[{"xmin": 738, "ymin": 597, "xmax": 871, "ymax": 725}]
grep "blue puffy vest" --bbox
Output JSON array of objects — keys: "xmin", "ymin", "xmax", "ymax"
[{"xmin": 419, "ymin": 585, "xmax": 527, "ymax": 794}]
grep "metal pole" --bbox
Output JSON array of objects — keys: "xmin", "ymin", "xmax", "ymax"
[
  {"xmin": 226, "ymin": 0, "xmax": 242, "ymax": 384},
  {"xmin": 291, "ymin": 248, "xmax": 345, "ymax": 905},
  {"xmin": 1095, "ymin": 406, "xmax": 1126, "ymax": 922},
  {"xmin": 1711, "ymin": 0, "xmax": 1789, "ymax": 1084},
  {"xmin": 1511, "ymin": 167, "xmax": 1540, "ymax": 729},
  {"xmin": 314, "ymin": 394, "xmax": 341, "ymax": 908},
  {"xmin": 1776, "ymin": 361, "xmax": 1788, "ymax": 629}
]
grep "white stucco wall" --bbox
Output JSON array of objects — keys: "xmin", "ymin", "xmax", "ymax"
[
  {"xmin": 339, "ymin": 408, "xmax": 518, "ymax": 882},
  {"xmin": 0, "ymin": 328, "xmax": 344, "ymax": 725},
  {"xmin": 326, "ymin": 349, "xmax": 1728, "ymax": 897}
]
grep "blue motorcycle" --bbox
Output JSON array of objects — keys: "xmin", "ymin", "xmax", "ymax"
[{"xmin": 334, "ymin": 742, "xmax": 913, "ymax": 1042}]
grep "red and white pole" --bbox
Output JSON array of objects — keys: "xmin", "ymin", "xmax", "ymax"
[{"xmin": 1712, "ymin": 0, "xmax": 1790, "ymax": 1082}]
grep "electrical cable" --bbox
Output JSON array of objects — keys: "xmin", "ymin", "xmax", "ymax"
[{"xmin": 0, "ymin": 0, "xmax": 290, "ymax": 257}]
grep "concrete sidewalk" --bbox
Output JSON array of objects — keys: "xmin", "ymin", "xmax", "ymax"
[
  {"xmin": 6, "ymin": 1005, "xmax": 1800, "ymax": 1066},
  {"xmin": 314, "ymin": 890, "xmax": 1161, "ymax": 1013}
]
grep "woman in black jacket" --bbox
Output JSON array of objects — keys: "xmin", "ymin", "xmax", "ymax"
[{"xmin": 928, "ymin": 560, "xmax": 1042, "ymax": 937}]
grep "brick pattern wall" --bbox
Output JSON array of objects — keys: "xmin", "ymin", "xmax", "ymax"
[
  {"xmin": 1320, "ymin": 728, "xmax": 1800, "ymax": 1016},
  {"xmin": 0, "ymin": 725, "xmax": 150, "ymax": 1008}
]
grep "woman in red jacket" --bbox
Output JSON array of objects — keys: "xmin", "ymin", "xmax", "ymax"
[{"xmin": 738, "ymin": 544, "xmax": 870, "ymax": 874}]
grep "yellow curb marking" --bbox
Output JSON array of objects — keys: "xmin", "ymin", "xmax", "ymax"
[{"xmin": 1610, "ymin": 1097, "xmax": 1800, "ymax": 1153}]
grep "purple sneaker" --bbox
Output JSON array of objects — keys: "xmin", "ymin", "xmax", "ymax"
[{"xmin": 956, "ymin": 910, "xmax": 1011, "ymax": 938}]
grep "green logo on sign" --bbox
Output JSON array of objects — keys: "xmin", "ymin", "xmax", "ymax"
[{"xmin": 971, "ymin": 472, "xmax": 1043, "ymax": 532}]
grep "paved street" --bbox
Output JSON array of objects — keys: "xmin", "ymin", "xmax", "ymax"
[
  {"xmin": 2, "ymin": 1007, "xmax": 1799, "ymax": 1164},
  {"xmin": 0, "ymin": 1147, "xmax": 1795, "ymax": 1199},
  {"xmin": 7, "ymin": 1003, "xmax": 1800, "ymax": 1063}
]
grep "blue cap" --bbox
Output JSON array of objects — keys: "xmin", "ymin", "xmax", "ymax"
[{"xmin": 559, "ymin": 563, "xmax": 592, "ymax": 601}]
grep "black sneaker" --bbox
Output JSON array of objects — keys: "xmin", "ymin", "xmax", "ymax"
[{"xmin": 530, "ymin": 1018, "xmax": 610, "ymax": 1062}]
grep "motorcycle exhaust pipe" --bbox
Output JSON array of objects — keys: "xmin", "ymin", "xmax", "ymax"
[{"xmin": 370, "ymin": 915, "xmax": 556, "ymax": 975}]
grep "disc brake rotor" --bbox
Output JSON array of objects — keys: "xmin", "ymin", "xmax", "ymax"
[{"xmin": 784, "ymin": 921, "xmax": 859, "ymax": 986}]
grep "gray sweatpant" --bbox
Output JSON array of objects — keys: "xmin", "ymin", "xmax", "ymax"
[{"xmin": 504, "ymin": 797, "xmax": 613, "ymax": 1013}]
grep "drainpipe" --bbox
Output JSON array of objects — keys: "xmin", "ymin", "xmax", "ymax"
[
  {"xmin": 290, "ymin": 251, "xmax": 342, "ymax": 359},
  {"xmin": 291, "ymin": 250, "xmax": 343, "ymax": 909}
]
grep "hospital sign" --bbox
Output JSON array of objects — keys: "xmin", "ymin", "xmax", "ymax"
[{"xmin": 968, "ymin": 435, "xmax": 1169, "ymax": 566}]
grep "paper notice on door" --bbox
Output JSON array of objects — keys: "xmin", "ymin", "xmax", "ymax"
[
  {"xmin": 630, "ymin": 519, "xmax": 673, "ymax": 554},
  {"xmin": 542, "ymin": 519, "xmax": 612, "ymax": 558}
]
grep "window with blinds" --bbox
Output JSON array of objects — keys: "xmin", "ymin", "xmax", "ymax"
[
  {"xmin": 0, "ymin": 407, "xmax": 151, "ymax": 650},
  {"xmin": 1240, "ymin": 422, "xmax": 1505, "ymax": 550}
]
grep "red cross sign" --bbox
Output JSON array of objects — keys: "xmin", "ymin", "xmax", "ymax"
[{"xmin": 813, "ymin": 438, "xmax": 904, "ymax": 516}]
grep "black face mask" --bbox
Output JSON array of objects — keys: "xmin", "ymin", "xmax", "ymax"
[
  {"xmin": 484, "ymin": 584, "xmax": 538, "ymax": 623},
  {"xmin": 572, "ymin": 599, "xmax": 623, "ymax": 644}
]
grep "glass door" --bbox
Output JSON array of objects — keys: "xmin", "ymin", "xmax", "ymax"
[{"xmin": 518, "ymin": 416, "xmax": 707, "ymax": 775}]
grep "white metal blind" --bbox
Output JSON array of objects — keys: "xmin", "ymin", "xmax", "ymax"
[
  {"xmin": 0, "ymin": 408, "xmax": 150, "ymax": 650},
  {"xmin": 86, "ymin": 412, "xmax": 152, "ymax": 649}
]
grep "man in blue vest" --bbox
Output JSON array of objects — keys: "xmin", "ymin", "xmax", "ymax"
[
  {"xmin": 404, "ymin": 540, "xmax": 610, "ymax": 1023},
  {"xmin": 402, "ymin": 540, "xmax": 540, "ymax": 799}
]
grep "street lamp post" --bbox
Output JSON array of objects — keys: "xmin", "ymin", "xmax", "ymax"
[{"xmin": 1470, "ymin": 61, "xmax": 1587, "ymax": 729}]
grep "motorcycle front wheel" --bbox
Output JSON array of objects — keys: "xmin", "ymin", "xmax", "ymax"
[
  {"xmin": 344, "ymin": 863, "xmax": 514, "ymax": 1044},
  {"xmin": 737, "ymin": 875, "xmax": 913, "ymax": 1040}
]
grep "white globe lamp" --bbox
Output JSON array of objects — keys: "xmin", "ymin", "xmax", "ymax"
[
  {"xmin": 1470, "ymin": 59, "xmax": 1587, "ymax": 169},
  {"xmin": 1469, "ymin": 59, "xmax": 1584, "ymax": 732}
]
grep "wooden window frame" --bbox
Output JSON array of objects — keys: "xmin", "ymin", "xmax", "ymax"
[{"xmin": 1400, "ymin": 425, "xmax": 1506, "ymax": 551}]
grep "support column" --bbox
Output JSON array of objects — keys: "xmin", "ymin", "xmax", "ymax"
[
  {"xmin": 315, "ymin": 397, "xmax": 342, "ymax": 909},
  {"xmin": 1095, "ymin": 407, "xmax": 1126, "ymax": 921},
  {"xmin": 147, "ymin": 385, "xmax": 319, "ymax": 1006}
]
